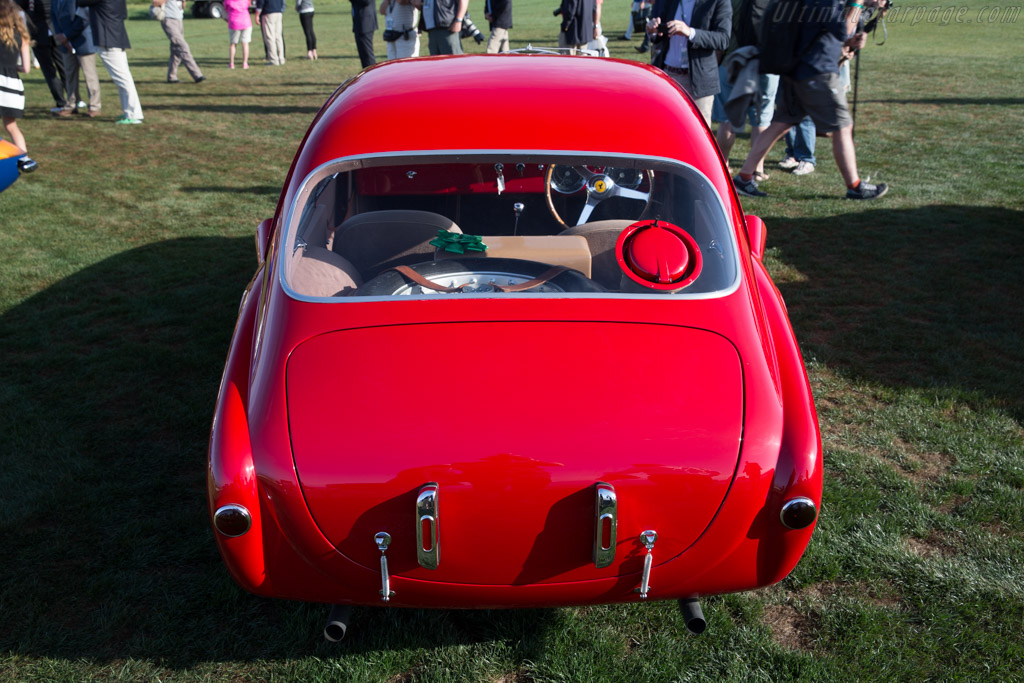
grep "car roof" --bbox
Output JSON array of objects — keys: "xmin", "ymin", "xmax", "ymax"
[{"xmin": 289, "ymin": 55, "xmax": 723, "ymax": 181}]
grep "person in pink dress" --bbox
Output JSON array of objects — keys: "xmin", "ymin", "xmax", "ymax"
[{"xmin": 224, "ymin": 0, "xmax": 252, "ymax": 69}]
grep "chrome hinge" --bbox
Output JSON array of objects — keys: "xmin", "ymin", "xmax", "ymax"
[
  {"xmin": 593, "ymin": 482, "xmax": 617, "ymax": 569},
  {"xmin": 416, "ymin": 483, "xmax": 439, "ymax": 570}
]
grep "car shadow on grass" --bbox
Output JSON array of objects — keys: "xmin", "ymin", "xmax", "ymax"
[
  {"xmin": 1, "ymin": 205, "xmax": 1020, "ymax": 667},
  {"xmin": 760, "ymin": 204, "xmax": 1024, "ymax": 423},
  {"xmin": 0, "ymin": 236, "xmax": 559, "ymax": 669}
]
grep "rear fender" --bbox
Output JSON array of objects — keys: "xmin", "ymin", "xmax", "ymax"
[
  {"xmin": 208, "ymin": 275, "xmax": 266, "ymax": 591},
  {"xmin": 679, "ymin": 260, "xmax": 822, "ymax": 594},
  {"xmin": 752, "ymin": 257, "xmax": 822, "ymax": 583}
]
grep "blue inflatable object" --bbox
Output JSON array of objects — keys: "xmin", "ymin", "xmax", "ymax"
[{"xmin": 1, "ymin": 140, "xmax": 25, "ymax": 193}]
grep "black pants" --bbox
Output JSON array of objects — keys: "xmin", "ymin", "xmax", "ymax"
[
  {"xmin": 33, "ymin": 37, "xmax": 67, "ymax": 109},
  {"xmin": 299, "ymin": 12, "xmax": 316, "ymax": 51},
  {"xmin": 61, "ymin": 50, "xmax": 81, "ymax": 108},
  {"xmin": 354, "ymin": 30, "xmax": 376, "ymax": 68}
]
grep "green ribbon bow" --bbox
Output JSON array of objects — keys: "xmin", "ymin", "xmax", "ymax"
[{"xmin": 430, "ymin": 230, "xmax": 487, "ymax": 254}]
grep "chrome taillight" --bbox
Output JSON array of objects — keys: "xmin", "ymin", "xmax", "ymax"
[
  {"xmin": 214, "ymin": 504, "xmax": 252, "ymax": 537},
  {"xmin": 780, "ymin": 497, "xmax": 818, "ymax": 530}
]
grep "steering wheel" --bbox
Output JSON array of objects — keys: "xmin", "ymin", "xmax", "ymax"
[{"xmin": 545, "ymin": 165, "xmax": 654, "ymax": 228}]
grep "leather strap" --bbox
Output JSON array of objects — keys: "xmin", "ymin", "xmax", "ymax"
[
  {"xmin": 392, "ymin": 264, "xmax": 568, "ymax": 293},
  {"xmin": 495, "ymin": 266, "xmax": 568, "ymax": 291},
  {"xmin": 393, "ymin": 265, "xmax": 463, "ymax": 292}
]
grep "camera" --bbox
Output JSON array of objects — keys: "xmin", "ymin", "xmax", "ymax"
[
  {"xmin": 460, "ymin": 14, "xmax": 485, "ymax": 44},
  {"xmin": 649, "ymin": 22, "xmax": 670, "ymax": 45},
  {"xmin": 631, "ymin": 6, "xmax": 652, "ymax": 33}
]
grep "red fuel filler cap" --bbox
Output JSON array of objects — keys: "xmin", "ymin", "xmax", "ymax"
[{"xmin": 616, "ymin": 219, "xmax": 703, "ymax": 291}]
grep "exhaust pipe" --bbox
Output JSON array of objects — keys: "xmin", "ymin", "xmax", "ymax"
[
  {"xmin": 678, "ymin": 598, "xmax": 707, "ymax": 635},
  {"xmin": 324, "ymin": 604, "xmax": 352, "ymax": 642}
]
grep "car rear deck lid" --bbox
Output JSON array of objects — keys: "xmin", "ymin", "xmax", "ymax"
[{"xmin": 287, "ymin": 321, "xmax": 743, "ymax": 586}]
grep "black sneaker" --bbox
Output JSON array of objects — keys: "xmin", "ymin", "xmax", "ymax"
[
  {"xmin": 17, "ymin": 157, "xmax": 38, "ymax": 173},
  {"xmin": 846, "ymin": 181, "xmax": 888, "ymax": 200},
  {"xmin": 733, "ymin": 174, "xmax": 767, "ymax": 198}
]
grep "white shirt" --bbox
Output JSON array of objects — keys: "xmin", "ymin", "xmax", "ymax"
[{"xmin": 664, "ymin": 0, "xmax": 696, "ymax": 70}]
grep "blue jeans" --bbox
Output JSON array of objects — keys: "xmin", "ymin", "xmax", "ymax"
[{"xmin": 784, "ymin": 116, "xmax": 816, "ymax": 165}]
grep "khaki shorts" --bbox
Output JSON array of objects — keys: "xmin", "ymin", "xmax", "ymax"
[
  {"xmin": 773, "ymin": 71, "xmax": 852, "ymax": 133},
  {"xmin": 230, "ymin": 27, "xmax": 253, "ymax": 44}
]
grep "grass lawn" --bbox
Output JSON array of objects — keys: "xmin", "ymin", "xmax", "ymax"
[{"xmin": 1, "ymin": 0, "xmax": 1022, "ymax": 680}]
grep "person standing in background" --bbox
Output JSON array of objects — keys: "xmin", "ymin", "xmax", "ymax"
[
  {"xmin": 296, "ymin": 0, "xmax": 316, "ymax": 60},
  {"xmin": 415, "ymin": 0, "xmax": 467, "ymax": 55},
  {"xmin": 15, "ymin": 0, "xmax": 69, "ymax": 114},
  {"xmin": 646, "ymin": 0, "xmax": 732, "ymax": 126},
  {"xmin": 224, "ymin": 0, "xmax": 252, "ymax": 68},
  {"xmin": 350, "ymin": 0, "xmax": 377, "ymax": 67},
  {"xmin": 379, "ymin": 0, "xmax": 418, "ymax": 60},
  {"xmin": 255, "ymin": 0, "xmax": 285, "ymax": 65},
  {"xmin": 154, "ymin": 0, "xmax": 205, "ymax": 83},
  {"xmin": 484, "ymin": 0, "xmax": 511, "ymax": 53},
  {"xmin": 78, "ymin": 0, "xmax": 143, "ymax": 124},
  {"xmin": 52, "ymin": 0, "xmax": 101, "ymax": 116},
  {"xmin": 556, "ymin": 0, "xmax": 594, "ymax": 54}
]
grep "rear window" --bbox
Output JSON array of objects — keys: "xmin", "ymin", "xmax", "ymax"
[{"xmin": 281, "ymin": 152, "xmax": 739, "ymax": 300}]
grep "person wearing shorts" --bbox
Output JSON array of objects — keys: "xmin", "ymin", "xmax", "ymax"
[
  {"xmin": 225, "ymin": 0, "xmax": 252, "ymax": 69},
  {"xmin": 733, "ymin": 0, "xmax": 888, "ymax": 200}
]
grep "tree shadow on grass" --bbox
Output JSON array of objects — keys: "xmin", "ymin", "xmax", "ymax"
[
  {"xmin": 759, "ymin": 204, "xmax": 1024, "ymax": 422},
  {"xmin": 142, "ymin": 102, "xmax": 323, "ymax": 115},
  {"xmin": 0, "ymin": 237, "xmax": 559, "ymax": 670},
  {"xmin": 180, "ymin": 184, "xmax": 281, "ymax": 195},
  {"xmin": 861, "ymin": 97, "xmax": 1024, "ymax": 107}
]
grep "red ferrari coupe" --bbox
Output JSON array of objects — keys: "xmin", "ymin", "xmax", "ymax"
[{"xmin": 207, "ymin": 54, "xmax": 821, "ymax": 641}]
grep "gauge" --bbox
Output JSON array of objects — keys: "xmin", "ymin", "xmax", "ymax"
[
  {"xmin": 606, "ymin": 168, "xmax": 644, "ymax": 190},
  {"xmin": 550, "ymin": 165, "xmax": 586, "ymax": 194}
]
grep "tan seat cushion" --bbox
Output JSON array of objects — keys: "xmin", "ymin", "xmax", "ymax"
[{"xmin": 289, "ymin": 246, "xmax": 363, "ymax": 297}]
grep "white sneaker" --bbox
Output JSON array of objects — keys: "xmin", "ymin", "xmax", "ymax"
[
  {"xmin": 77, "ymin": 100, "xmax": 87, "ymax": 109},
  {"xmin": 792, "ymin": 161, "xmax": 815, "ymax": 176},
  {"xmin": 778, "ymin": 156, "xmax": 798, "ymax": 170}
]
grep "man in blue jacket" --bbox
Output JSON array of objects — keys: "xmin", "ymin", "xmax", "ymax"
[
  {"xmin": 484, "ymin": 0, "xmax": 512, "ymax": 53},
  {"xmin": 52, "ymin": 0, "xmax": 101, "ymax": 117},
  {"xmin": 349, "ymin": 0, "xmax": 376, "ymax": 67},
  {"xmin": 255, "ymin": 0, "xmax": 286, "ymax": 65},
  {"xmin": 647, "ymin": 0, "xmax": 732, "ymax": 126}
]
